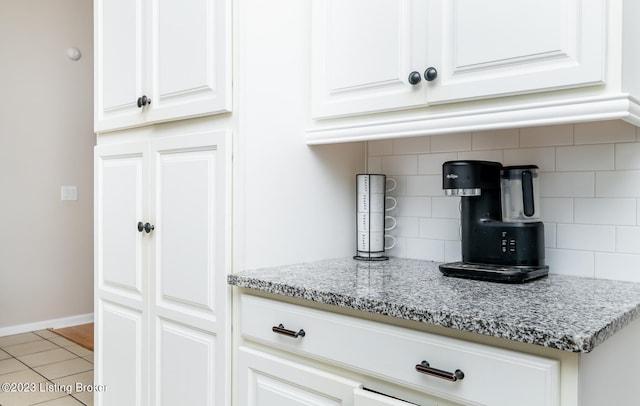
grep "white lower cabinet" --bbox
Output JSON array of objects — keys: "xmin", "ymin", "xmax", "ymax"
[
  {"xmin": 353, "ymin": 388, "xmax": 447, "ymax": 406},
  {"xmin": 238, "ymin": 347, "xmax": 361, "ymax": 406},
  {"xmin": 95, "ymin": 130, "xmax": 231, "ymax": 406},
  {"xmin": 237, "ymin": 295, "xmax": 559, "ymax": 406}
]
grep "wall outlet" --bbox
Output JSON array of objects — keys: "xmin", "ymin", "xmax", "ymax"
[{"xmin": 61, "ymin": 186, "xmax": 78, "ymax": 201}]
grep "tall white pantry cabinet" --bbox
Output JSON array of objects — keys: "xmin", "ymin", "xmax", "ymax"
[{"xmin": 93, "ymin": 0, "xmax": 231, "ymax": 405}]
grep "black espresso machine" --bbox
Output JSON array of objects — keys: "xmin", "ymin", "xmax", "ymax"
[{"xmin": 439, "ymin": 160, "xmax": 549, "ymax": 283}]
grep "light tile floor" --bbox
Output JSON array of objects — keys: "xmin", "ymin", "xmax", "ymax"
[{"xmin": 0, "ymin": 330, "xmax": 93, "ymax": 406}]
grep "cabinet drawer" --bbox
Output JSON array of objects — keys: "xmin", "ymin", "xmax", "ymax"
[{"xmin": 241, "ymin": 295, "xmax": 559, "ymax": 406}]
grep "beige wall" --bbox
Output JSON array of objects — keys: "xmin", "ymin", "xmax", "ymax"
[{"xmin": 0, "ymin": 0, "xmax": 94, "ymax": 332}]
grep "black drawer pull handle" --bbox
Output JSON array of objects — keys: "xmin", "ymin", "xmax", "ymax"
[
  {"xmin": 415, "ymin": 361, "xmax": 464, "ymax": 382},
  {"xmin": 272, "ymin": 324, "xmax": 305, "ymax": 338}
]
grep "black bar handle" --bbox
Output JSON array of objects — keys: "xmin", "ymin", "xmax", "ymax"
[
  {"xmin": 415, "ymin": 361, "xmax": 464, "ymax": 382},
  {"xmin": 522, "ymin": 170, "xmax": 535, "ymax": 217},
  {"xmin": 272, "ymin": 323, "xmax": 305, "ymax": 338}
]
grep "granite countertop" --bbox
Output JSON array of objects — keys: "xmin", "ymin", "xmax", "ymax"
[{"xmin": 227, "ymin": 257, "xmax": 640, "ymax": 353}]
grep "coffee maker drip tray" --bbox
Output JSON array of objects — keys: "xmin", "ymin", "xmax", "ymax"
[{"xmin": 439, "ymin": 262, "xmax": 549, "ymax": 284}]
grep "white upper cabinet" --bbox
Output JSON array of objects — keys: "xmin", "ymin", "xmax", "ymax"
[
  {"xmin": 311, "ymin": 0, "xmax": 429, "ymax": 118},
  {"xmin": 95, "ymin": 0, "xmax": 231, "ymax": 132},
  {"xmin": 306, "ymin": 0, "xmax": 640, "ymax": 145},
  {"xmin": 312, "ymin": 0, "xmax": 605, "ymax": 119},
  {"xmin": 426, "ymin": 0, "xmax": 605, "ymax": 104}
]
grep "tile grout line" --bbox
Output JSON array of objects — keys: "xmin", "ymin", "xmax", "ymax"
[{"xmin": 0, "ymin": 332, "xmax": 92, "ymax": 406}]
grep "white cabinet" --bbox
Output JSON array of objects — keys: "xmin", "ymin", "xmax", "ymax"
[
  {"xmin": 426, "ymin": 0, "xmax": 605, "ymax": 104},
  {"xmin": 238, "ymin": 347, "xmax": 361, "ymax": 406},
  {"xmin": 312, "ymin": 0, "xmax": 605, "ymax": 119},
  {"xmin": 306, "ymin": 0, "xmax": 640, "ymax": 145},
  {"xmin": 311, "ymin": 0, "xmax": 429, "ymax": 118},
  {"xmin": 94, "ymin": 130, "xmax": 231, "ymax": 406},
  {"xmin": 237, "ymin": 295, "xmax": 558, "ymax": 406},
  {"xmin": 353, "ymin": 388, "xmax": 446, "ymax": 406},
  {"xmin": 237, "ymin": 348, "xmax": 447, "ymax": 406},
  {"xmin": 94, "ymin": 0, "xmax": 231, "ymax": 132}
]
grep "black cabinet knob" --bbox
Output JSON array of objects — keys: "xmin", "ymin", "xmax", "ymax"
[
  {"xmin": 408, "ymin": 71, "xmax": 422, "ymax": 85},
  {"xmin": 137, "ymin": 221, "xmax": 155, "ymax": 233},
  {"xmin": 424, "ymin": 67, "xmax": 438, "ymax": 81},
  {"xmin": 137, "ymin": 95, "xmax": 151, "ymax": 108}
]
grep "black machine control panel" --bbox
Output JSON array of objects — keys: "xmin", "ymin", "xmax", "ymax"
[{"xmin": 501, "ymin": 231, "xmax": 517, "ymax": 254}]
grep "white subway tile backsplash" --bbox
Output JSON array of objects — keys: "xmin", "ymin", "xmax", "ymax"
[
  {"xmin": 386, "ymin": 237, "xmax": 406, "ymax": 258},
  {"xmin": 368, "ymin": 121, "xmax": 640, "ymax": 282},
  {"xmin": 406, "ymin": 175, "xmax": 441, "ymax": 196},
  {"xmin": 557, "ymin": 224, "xmax": 615, "ymax": 252},
  {"xmin": 520, "ymin": 124, "xmax": 573, "ymax": 147},
  {"xmin": 615, "ymin": 142, "xmax": 640, "ymax": 170},
  {"xmin": 393, "ymin": 217, "xmax": 420, "ymax": 238},
  {"xmin": 393, "ymin": 137, "xmax": 430, "ymax": 154},
  {"xmin": 556, "ymin": 144, "xmax": 614, "ymax": 171},
  {"xmin": 544, "ymin": 223, "xmax": 557, "ymax": 248},
  {"xmin": 616, "ymin": 226, "xmax": 640, "ymax": 254},
  {"xmin": 472, "ymin": 129, "xmax": 519, "ymax": 150},
  {"xmin": 595, "ymin": 253, "xmax": 640, "ymax": 282},
  {"xmin": 503, "ymin": 147, "xmax": 556, "ymax": 171},
  {"xmin": 545, "ymin": 248, "xmax": 594, "ymax": 278},
  {"xmin": 575, "ymin": 120, "xmax": 637, "ymax": 144},
  {"xmin": 596, "ymin": 170, "xmax": 640, "ymax": 197},
  {"xmin": 540, "ymin": 198, "xmax": 574, "ymax": 223},
  {"xmin": 419, "ymin": 218, "xmax": 460, "ymax": 240},
  {"xmin": 444, "ymin": 240, "xmax": 462, "ymax": 262},
  {"xmin": 540, "ymin": 172, "xmax": 595, "ymax": 197},
  {"xmin": 382, "ymin": 155, "xmax": 418, "ymax": 175},
  {"xmin": 574, "ymin": 198, "xmax": 636, "ymax": 225},
  {"xmin": 432, "ymin": 196, "xmax": 460, "ymax": 219},
  {"xmin": 367, "ymin": 156, "xmax": 383, "ymax": 173},
  {"xmin": 430, "ymin": 132, "xmax": 471, "ymax": 152},
  {"xmin": 457, "ymin": 149, "xmax": 503, "ymax": 162},
  {"xmin": 406, "ymin": 238, "xmax": 445, "ymax": 261},
  {"xmin": 418, "ymin": 152, "xmax": 457, "ymax": 175},
  {"xmin": 394, "ymin": 196, "xmax": 430, "ymax": 217},
  {"xmin": 368, "ymin": 140, "xmax": 393, "ymax": 156}
]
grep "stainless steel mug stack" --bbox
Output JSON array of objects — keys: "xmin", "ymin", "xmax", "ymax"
[{"xmin": 354, "ymin": 174, "xmax": 397, "ymax": 261}]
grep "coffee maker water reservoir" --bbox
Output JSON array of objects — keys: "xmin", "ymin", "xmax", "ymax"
[{"xmin": 501, "ymin": 165, "xmax": 540, "ymax": 223}]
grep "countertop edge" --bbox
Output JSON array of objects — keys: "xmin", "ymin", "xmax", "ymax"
[{"xmin": 228, "ymin": 273, "xmax": 639, "ymax": 353}]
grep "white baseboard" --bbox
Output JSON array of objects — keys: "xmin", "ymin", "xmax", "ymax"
[{"xmin": 0, "ymin": 313, "xmax": 94, "ymax": 337}]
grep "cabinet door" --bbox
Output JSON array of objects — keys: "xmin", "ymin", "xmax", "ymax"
[
  {"xmin": 94, "ymin": 141, "xmax": 149, "ymax": 303},
  {"xmin": 95, "ymin": 0, "xmax": 231, "ymax": 132},
  {"xmin": 148, "ymin": 130, "xmax": 231, "ymax": 406},
  {"xmin": 147, "ymin": 0, "xmax": 231, "ymax": 124},
  {"xmin": 94, "ymin": 141, "xmax": 150, "ymax": 406},
  {"xmin": 426, "ymin": 0, "xmax": 605, "ymax": 103},
  {"xmin": 238, "ymin": 347, "xmax": 361, "ymax": 406},
  {"xmin": 94, "ymin": 0, "xmax": 147, "ymax": 132},
  {"xmin": 311, "ymin": 0, "xmax": 428, "ymax": 118},
  {"xmin": 96, "ymin": 301, "xmax": 147, "ymax": 406}
]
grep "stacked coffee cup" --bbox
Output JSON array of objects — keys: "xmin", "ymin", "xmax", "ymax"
[{"xmin": 354, "ymin": 174, "xmax": 397, "ymax": 261}]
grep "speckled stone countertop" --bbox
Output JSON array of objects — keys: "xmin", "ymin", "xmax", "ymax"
[{"xmin": 227, "ymin": 257, "xmax": 640, "ymax": 353}]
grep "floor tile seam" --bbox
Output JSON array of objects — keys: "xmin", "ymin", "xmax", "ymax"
[
  {"xmin": 0, "ymin": 351, "xmax": 68, "ymax": 398},
  {"xmin": 70, "ymin": 392, "xmax": 89, "ymax": 406},
  {"xmin": 2, "ymin": 342, "xmax": 66, "ymax": 358},
  {"xmin": 46, "ymin": 367, "xmax": 94, "ymax": 381},
  {"xmin": 48, "ymin": 342, "xmax": 90, "ymax": 360},
  {"xmin": 0, "ymin": 334, "xmax": 43, "ymax": 348},
  {"xmin": 5, "ymin": 343, "xmax": 79, "ymax": 359},
  {"xmin": 33, "ymin": 331, "xmax": 57, "ymax": 340},
  {"xmin": 28, "ymin": 392, "xmax": 86, "ymax": 406}
]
